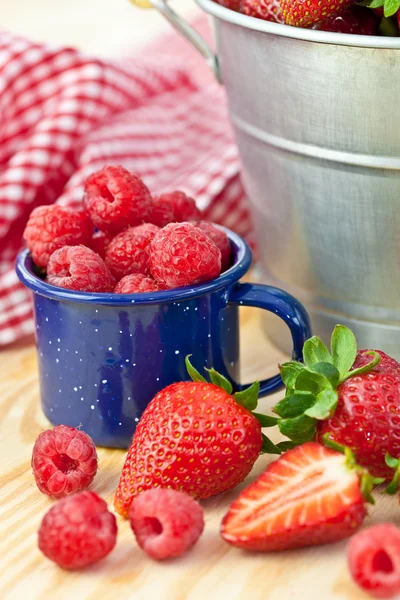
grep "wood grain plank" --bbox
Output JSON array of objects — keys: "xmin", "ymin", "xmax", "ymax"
[{"xmin": 0, "ymin": 309, "xmax": 384, "ymax": 600}]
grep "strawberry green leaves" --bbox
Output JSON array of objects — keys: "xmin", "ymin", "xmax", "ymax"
[
  {"xmin": 185, "ymin": 356, "xmax": 207, "ymax": 383},
  {"xmin": 331, "ymin": 325, "xmax": 357, "ymax": 380},
  {"xmin": 279, "ymin": 415, "xmax": 317, "ymax": 445},
  {"xmin": 204, "ymin": 367, "xmax": 233, "ymax": 395},
  {"xmin": 233, "ymin": 381, "xmax": 260, "ymax": 411},
  {"xmin": 186, "ymin": 355, "xmax": 262, "ymax": 412},
  {"xmin": 304, "ymin": 389, "xmax": 338, "ymax": 420},
  {"xmin": 362, "ymin": 0, "xmax": 400, "ymax": 17},
  {"xmin": 272, "ymin": 325, "xmax": 381, "ymax": 448},
  {"xmin": 303, "ymin": 336, "xmax": 333, "ymax": 367}
]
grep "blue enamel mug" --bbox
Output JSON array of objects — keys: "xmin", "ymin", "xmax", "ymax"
[{"xmin": 16, "ymin": 228, "xmax": 311, "ymax": 448}]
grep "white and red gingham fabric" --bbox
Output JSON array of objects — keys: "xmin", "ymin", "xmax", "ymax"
[{"xmin": 0, "ymin": 17, "xmax": 253, "ymax": 346}]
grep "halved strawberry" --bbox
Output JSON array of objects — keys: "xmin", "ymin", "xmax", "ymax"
[{"xmin": 221, "ymin": 440, "xmax": 379, "ymax": 552}]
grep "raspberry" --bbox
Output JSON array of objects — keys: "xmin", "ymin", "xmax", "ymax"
[
  {"xmin": 115, "ymin": 274, "xmax": 159, "ymax": 294},
  {"xmin": 38, "ymin": 491, "xmax": 117, "ymax": 569},
  {"xmin": 347, "ymin": 524, "xmax": 400, "ymax": 598},
  {"xmin": 88, "ymin": 230, "xmax": 113, "ymax": 258},
  {"xmin": 84, "ymin": 165, "xmax": 152, "ymax": 234},
  {"xmin": 32, "ymin": 425, "xmax": 98, "ymax": 498},
  {"xmin": 146, "ymin": 197, "xmax": 175, "ymax": 227},
  {"xmin": 129, "ymin": 488, "xmax": 204, "ymax": 560},
  {"xmin": 149, "ymin": 222, "xmax": 221, "ymax": 289},
  {"xmin": 23, "ymin": 205, "xmax": 92, "ymax": 269},
  {"xmin": 47, "ymin": 246, "xmax": 115, "ymax": 292},
  {"xmin": 195, "ymin": 221, "xmax": 231, "ymax": 272},
  {"xmin": 156, "ymin": 191, "xmax": 201, "ymax": 222},
  {"xmin": 105, "ymin": 223, "xmax": 159, "ymax": 281}
]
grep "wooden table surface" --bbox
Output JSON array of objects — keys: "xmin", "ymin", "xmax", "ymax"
[{"xmin": 0, "ymin": 306, "xmax": 393, "ymax": 600}]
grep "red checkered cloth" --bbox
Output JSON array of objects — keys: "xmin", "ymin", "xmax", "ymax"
[{"xmin": 0, "ymin": 18, "xmax": 253, "ymax": 346}]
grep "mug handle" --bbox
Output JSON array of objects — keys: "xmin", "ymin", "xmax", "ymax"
[{"xmin": 228, "ymin": 282, "xmax": 312, "ymax": 396}]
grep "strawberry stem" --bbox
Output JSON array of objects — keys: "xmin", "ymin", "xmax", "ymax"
[{"xmin": 384, "ymin": 453, "xmax": 400, "ymax": 494}]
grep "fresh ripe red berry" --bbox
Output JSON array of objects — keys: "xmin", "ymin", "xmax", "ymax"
[
  {"xmin": 129, "ymin": 488, "xmax": 204, "ymax": 560},
  {"xmin": 348, "ymin": 524, "xmax": 400, "ymax": 598},
  {"xmin": 149, "ymin": 222, "xmax": 221, "ymax": 289},
  {"xmin": 221, "ymin": 442, "xmax": 367, "ymax": 552},
  {"xmin": 317, "ymin": 5, "xmax": 378, "ymax": 35},
  {"xmin": 195, "ymin": 221, "xmax": 231, "ymax": 272},
  {"xmin": 281, "ymin": 0, "xmax": 351, "ymax": 27},
  {"xmin": 146, "ymin": 197, "xmax": 175, "ymax": 227},
  {"xmin": 31, "ymin": 425, "xmax": 98, "ymax": 498},
  {"xmin": 88, "ymin": 230, "xmax": 113, "ymax": 259},
  {"xmin": 156, "ymin": 191, "xmax": 201, "ymax": 222},
  {"xmin": 318, "ymin": 350, "xmax": 400, "ymax": 479},
  {"xmin": 38, "ymin": 491, "xmax": 117, "ymax": 569},
  {"xmin": 83, "ymin": 165, "xmax": 152, "ymax": 234},
  {"xmin": 241, "ymin": 0, "xmax": 283, "ymax": 23},
  {"xmin": 23, "ymin": 205, "xmax": 92, "ymax": 269},
  {"xmin": 114, "ymin": 274, "xmax": 159, "ymax": 294},
  {"xmin": 114, "ymin": 381, "xmax": 262, "ymax": 518},
  {"xmin": 105, "ymin": 223, "xmax": 159, "ymax": 281},
  {"xmin": 47, "ymin": 246, "xmax": 115, "ymax": 292}
]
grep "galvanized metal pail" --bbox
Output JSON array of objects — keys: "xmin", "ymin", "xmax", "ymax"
[{"xmin": 151, "ymin": 0, "xmax": 400, "ymax": 357}]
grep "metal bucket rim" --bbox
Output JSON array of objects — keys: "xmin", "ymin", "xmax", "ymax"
[{"xmin": 197, "ymin": 0, "xmax": 400, "ymax": 49}]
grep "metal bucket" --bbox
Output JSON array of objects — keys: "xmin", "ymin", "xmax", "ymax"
[{"xmin": 151, "ymin": 0, "xmax": 400, "ymax": 357}]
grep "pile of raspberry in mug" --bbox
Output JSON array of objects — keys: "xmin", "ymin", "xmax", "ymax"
[{"xmin": 23, "ymin": 165, "xmax": 232, "ymax": 294}]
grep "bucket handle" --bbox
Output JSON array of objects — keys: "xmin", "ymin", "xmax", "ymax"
[{"xmin": 149, "ymin": 0, "xmax": 222, "ymax": 83}]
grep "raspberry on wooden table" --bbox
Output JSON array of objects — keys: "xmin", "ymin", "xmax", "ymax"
[
  {"xmin": 195, "ymin": 221, "xmax": 232, "ymax": 272},
  {"xmin": 84, "ymin": 165, "xmax": 152, "ymax": 234},
  {"xmin": 38, "ymin": 491, "xmax": 117, "ymax": 569},
  {"xmin": 105, "ymin": 223, "xmax": 159, "ymax": 281},
  {"xmin": 155, "ymin": 191, "xmax": 201, "ymax": 222},
  {"xmin": 23, "ymin": 205, "xmax": 92, "ymax": 268},
  {"xmin": 47, "ymin": 246, "xmax": 115, "ymax": 292},
  {"xmin": 31, "ymin": 425, "xmax": 98, "ymax": 498},
  {"xmin": 348, "ymin": 524, "xmax": 400, "ymax": 598},
  {"xmin": 114, "ymin": 274, "xmax": 159, "ymax": 294},
  {"xmin": 129, "ymin": 488, "xmax": 204, "ymax": 560},
  {"xmin": 149, "ymin": 222, "xmax": 221, "ymax": 289}
]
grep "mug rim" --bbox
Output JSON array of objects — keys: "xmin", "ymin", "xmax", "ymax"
[{"xmin": 15, "ymin": 227, "xmax": 252, "ymax": 306}]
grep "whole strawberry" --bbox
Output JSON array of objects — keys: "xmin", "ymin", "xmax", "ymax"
[
  {"xmin": 318, "ymin": 348, "xmax": 400, "ymax": 479},
  {"xmin": 280, "ymin": 0, "xmax": 352, "ymax": 28},
  {"xmin": 272, "ymin": 325, "xmax": 400, "ymax": 479},
  {"xmin": 114, "ymin": 359, "xmax": 265, "ymax": 518}
]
